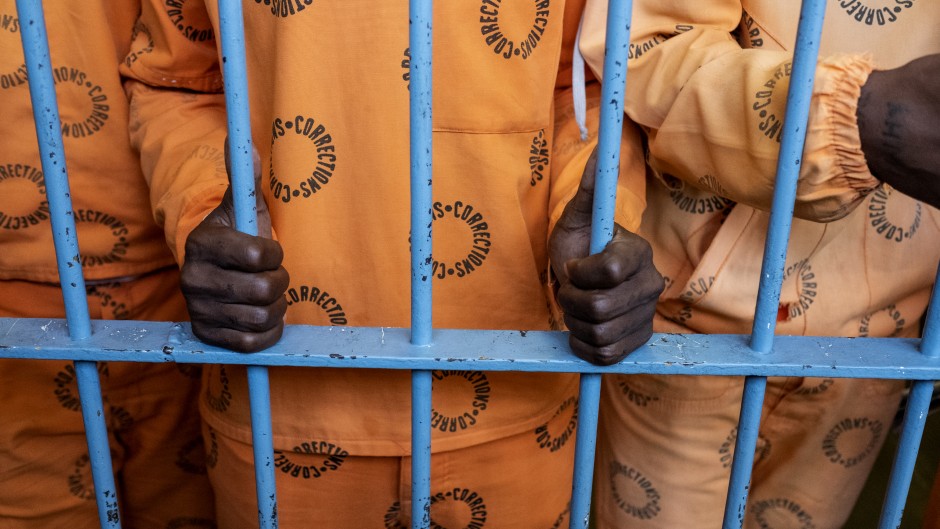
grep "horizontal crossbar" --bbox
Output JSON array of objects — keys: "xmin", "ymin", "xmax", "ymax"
[{"xmin": 0, "ymin": 317, "xmax": 936, "ymax": 379}]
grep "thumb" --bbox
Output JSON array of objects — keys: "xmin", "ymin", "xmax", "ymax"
[
  {"xmin": 557, "ymin": 147, "xmax": 599, "ymax": 231},
  {"xmin": 549, "ymin": 147, "xmax": 599, "ymax": 284},
  {"xmin": 223, "ymin": 135, "xmax": 272, "ymax": 238}
]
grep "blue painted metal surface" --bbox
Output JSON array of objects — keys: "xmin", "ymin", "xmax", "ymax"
[
  {"xmin": 879, "ymin": 379, "xmax": 935, "ymax": 528},
  {"xmin": 878, "ymin": 264, "xmax": 940, "ymax": 529},
  {"xmin": 15, "ymin": 2, "xmax": 122, "ymax": 528},
  {"xmin": 570, "ymin": 374, "xmax": 601, "ymax": 529},
  {"xmin": 411, "ymin": 370, "xmax": 433, "ymax": 529},
  {"xmin": 217, "ymin": 1, "xmax": 279, "ymax": 527},
  {"xmin": 722, "ymin": 376, "xmax": 768, "ymax": 528},
  {"xmin": 590, "ymin": 0, "xmax": 632, "ymax": 256},
  {"xmin": 74, "ymin": 361, "xmax": 122, "ymax": 527},
  {"xmin": 7, "ymin": 318, "xmax": 939, "ymax": 379},
  {"xmin": 723, "ymin": 386, "xmax": 769, "ymax": 529},
  {"xmin": 749, "ymin": 0, "xmax": 828, "ymax": 353},
  {"xmin": 15, "ymin": 0, "xmax": 91, "ymax": 339},
  {"xmin": 245, "ymin": 365, "xmax": 277, "ymax": 528},
  {"xmin": 5, "ymin": 0, "xmax": 936, "ymax": 527},
  {"xmin": 722, "ymin": 1, "xmax": 828, "ymax": 526},
  {"xmin": 409, "ymin": 0, "xmax": 433, "ymax": 349},
  {"xmin": 569, "ymin": 0, "xmax": 634, "ymax": 527},
  {"xmin": 409, "ymin": 1, "xmax": 434, "ymax": 527}
]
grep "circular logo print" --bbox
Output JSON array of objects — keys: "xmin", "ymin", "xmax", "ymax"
[
  {"xmin": 273, "ymin": 440, "xmax": 349, "ymax": 479},
  {"xmin": 822, "ymin": 417, "xmax": 884, "ymax": 468},
  {"xmin": 430, "ymin": 371, "xmax": 491, "ymax": 433},
  {"xmin": 608, "ymin": 460, "xmax": 662, "ymax": 520},
  {"xmin": 269, "ymin": 114, "xmax": 338, "ymax": 204},
  {"xmin": 534, "ymin": 396, "xmax": 578, "ymax": 452},
  {"xmin": 0, "ymin": 163, "xmax": 47, "ymax": 231},
  {"xmin": 479, "ymin": 0, "xmax": 551, "ymax": 60},
  {"xmin": 430, "ymin": 201, "xmax": 493, "ymax": 280}
]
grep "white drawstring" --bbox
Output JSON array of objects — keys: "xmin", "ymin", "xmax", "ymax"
[{"xmin": 572, "ymin": 13, "xmax": 589, "ymax": 142}]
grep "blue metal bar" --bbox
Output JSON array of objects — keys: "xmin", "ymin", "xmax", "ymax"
[
  {"xmin": 244, "ymin": 366, "xmax": 277, "ymax": 529},
  {"xmin": 74, "ymin": 361, "xmax": 122, "ymax": 527},
  {"xmin": 569, "ymin": 0, "xmax": 633, "ymax": 526},
  {"xmin": 409, "ymin": 0, "xmax": 433, "ymax": 346},
  {"xmin": 15, "ymin": 0, "xmax": 91, "ymax": 338},
  {"xmin": 411, "ymin": 370, "xmax": 433, "ymax": 528},
  {"xmin": 409, "ymin": 0, "xmax": 434, "ymax": 527},
  {"xmin": 6, "ymin": 319, "xmax": 940, "ymax": 379},
  {"xmin": 589, "ymin": 0, "xmax": 632, "ymax": 256},
  {"xmin": 723, "ymin": 1, "xmax": 828, "ymax": 526},
  {"xmin": 16, "ymin": 3, "xmax": 121, "ymax": 528},
  {"xmin": 877, "ymin": 264, "xmax": 940, "ymax": 528},
  {"xmin": 218, "ymin": 1, "xmax": 257, "ymax": 238},
  {"xmin": 721, "ymin": 376, "xmax": 767, "ymax": 528},
  {"xmin": 878, "ymin": 379, "xmax": 934, "ymax": 528},
  {"xmin": 721, "ymin": 373, "xmax": 768, "ymax": 529},
  {"xmin": 749, "ymin": 0, "xmax": 827, "ymax": 352},
  {"xmin": 570, "ymin": 374, "xmax": 601, "ymax": 529},
  {"xmin": 217, "ymin": 2, "xmax": 278, "ymax": 527}
]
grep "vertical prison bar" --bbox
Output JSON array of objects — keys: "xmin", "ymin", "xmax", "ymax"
[
  {"xmin": 217, "ymin": 1, "xmax": 279, "ymax": 527},
  {"xmin": 12, "ymin": 1, "xmax": 940, "ymax": 528},
  {"xmin": 15, "ymin": 1, "xmax": 123, "ymax": 528},
  {"xmin": 722, "ymin": 0, "xmax": 828, "ymax": 526},
  {"xmin": 878, "ymin": 263, "xmax": 940, "ymax": 528},
  {"xmin": 409, "ymin": 0, "xmax": 434, "ymax": 526},
  {"xmin": 568, "ymin": 0, "xmax": 634, "ymax": 526}
]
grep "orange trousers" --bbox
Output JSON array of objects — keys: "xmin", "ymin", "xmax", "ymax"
[
  {"xmin": 595, "ymin": 373, "xmax": 903, "ymax": 529},
  {"xmin": 203, "ymin": 393, "xmax": 578, "ymax": 529},
  {"xmin": 0, "ymin": 269, "xmax": 215, "ymax": 528}
]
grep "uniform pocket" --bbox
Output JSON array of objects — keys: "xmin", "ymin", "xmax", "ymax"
[{"xmin": 433, "ymin": 0, "xmax": 563, "ymax": 133}]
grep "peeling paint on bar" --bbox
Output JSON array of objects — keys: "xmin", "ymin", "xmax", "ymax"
[{"xmin": 2, "ymin": 318, "xmax": 938, "ymax": 380}]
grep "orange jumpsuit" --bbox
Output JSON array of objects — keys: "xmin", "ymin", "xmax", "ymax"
[
  {"xmin": 576, "ymin": 0, "xmax": 940, "ymax": 527},
  {"xmin": 120, "ymin": 0, "xmax": 647, "ymax": 527},
  {"xmin": 0, "ymin": 2, "xmax": 214, "ymax": 527}
]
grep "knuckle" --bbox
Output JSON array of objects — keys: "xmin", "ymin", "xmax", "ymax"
[
  {"xmin": 179, "ymin": 263, "xmax": 204, "ymax": 291},
  {"xmin": 555, "ymin": 284, "xmax": 578, "ymax": 311},
  {"xmin": 601, "ymin": 256, "xmax": 624, "ymax": 283},
  {"xmin": 190, "ymin": 322, "xmax": 221, "ymax": 347},
  {"xmin": 184, "ymin": 301, "xmax": 211, "ymax": 322},
  {"xmin": 272, "ymin": 297, "xmax": 289, "ymax": 321},
  {"xmin": 584, "ymin": 295, "xmax": 612, "ymax": 321},
  {"xmin": 236, "ymin": 333, "xmax": 267, "ymax": 353},
  {"xmin": 588, "ymin": 321, "xmax": 614, "ymax": 345},
  {"xmin": 242, "ymin": 242, "xmax": 268, "ymax": 268},
  {"xmin": 592, "ymin": 346, "xmax": 623, "ymax": 366},
  {"xmin": 250, "ymin": 276, "xmax": 285, "ymax": 303},
  {"xmin": 179, "ymin": 274, "xmax": 198, "ymax": 295},
  {"xmin": 571, "ymin": 322, "xmax": 606, "ymax": 346},
  {"xmin": 275, "ymin": 266, "xmax": 291, "ymax": 289},
  {"xmin": 240, "ymin": 328, "xmax": 282, "ymax": 353},
  {"xmin": 245, "ymin": 306, "xmax": 274, "ymax": 328},
  {"xmin": 635, "ymin": 235, "xmax": 654, "ymax": 257}
]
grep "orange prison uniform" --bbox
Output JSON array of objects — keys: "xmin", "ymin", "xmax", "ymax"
[
  {"xmin": 0, "ymin": 2, "xmax": 214, "ymax": 527},
  {"xmin": 577, "ymin": 0, "xmax": 940, "ymax": 527},
  {"xmin": 120, "ymin": 0, "xmax": 647, "ymax": 526}
]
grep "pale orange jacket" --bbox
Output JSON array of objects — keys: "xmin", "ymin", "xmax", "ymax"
[
  {"xmin": 121, "ymin": 0, "xmax": 647, "ymax": 455},
  {"xmin": 578, "ymin": 0, "xmax": 940, "ymax": 338},
  {"xmin": 0, "ymin": 1, "xmax": 176, "ymax": 284}
]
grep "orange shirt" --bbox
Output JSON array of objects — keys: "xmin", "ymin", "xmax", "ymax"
[
  {"xmin": 122, "ymin": 0, "xmax": 647, "ymax": 455},
  {"xmin": 579, "ymin": 0, "xmax": 940, "ymax": 338},
  {"xmin": 0, "ymin": 1, "xmax": 176, "ymax": 284}
]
